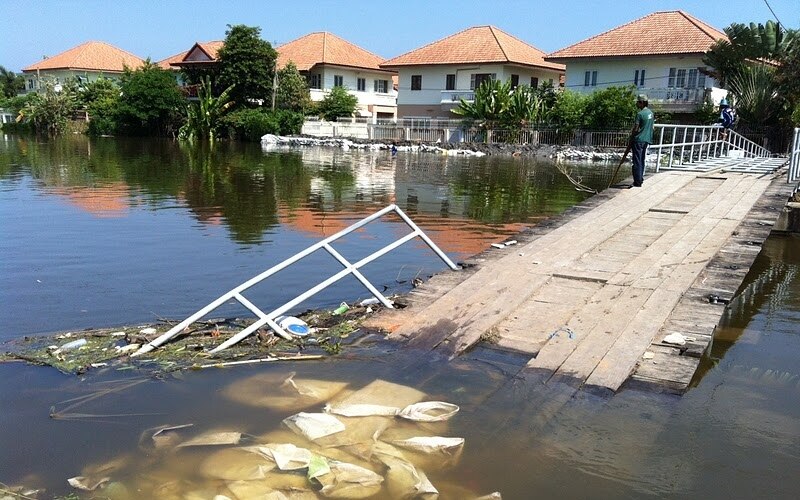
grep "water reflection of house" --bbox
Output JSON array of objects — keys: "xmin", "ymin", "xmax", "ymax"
[{"xmin": 50, "ymin": 183, "xmax": 131, "ymax": 218}]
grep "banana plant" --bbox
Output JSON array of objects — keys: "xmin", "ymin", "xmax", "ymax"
[
  {"xmin": 452, "ymin": 79, "xmax": 511, "ymax": 128},
  {"xmin": 179, "ymin": 76, "xmax": 235, "ymax": 141}
]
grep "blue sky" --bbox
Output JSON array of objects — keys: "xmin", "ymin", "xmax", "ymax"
[{"xmin": 1, "ymin": 0, "xmax": 796, "ymax": 72}]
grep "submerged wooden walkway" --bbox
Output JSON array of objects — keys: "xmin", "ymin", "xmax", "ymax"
[{"xmin": 367, "ymin": 166, "xmax": 791, "ymax": 394}]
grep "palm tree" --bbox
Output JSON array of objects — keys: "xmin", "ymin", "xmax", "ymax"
[{"xmin": 452, "ymin": 79, "xmax": 511, "ymax": 128}]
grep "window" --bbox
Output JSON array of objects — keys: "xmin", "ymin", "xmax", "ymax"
[
  {"xmin": 584, "ymin": 70, "xmax": 597, "ymax": 87},
  {"xmin": 530, "ymin": 77, "xmax": 539, "ymax": 89},
  {"xmin": 374, "ymin": 79, "xmax": 388, "ymax": 93},
  {"xmin": 445, "ymin": 74, "xmax": 456, "ymax": 91},
  {"xmin": 411, "ymin": 75, "xmax": 422, "ymax": 90},
  {"xmin": 668, "ymin": 67, "xmax": 705, "ymax": 89},
  {"xmin": 307, "ymin": 74, "xmax": 322, "ymax": 89},
  {"xmin": 357, "ymin": 77, "xmax": 366, "ymax": 91},
  {"xmin": 510, "ymin": 74, "xmax": 519, "ymax": 88},
  {"xmin": 549, "ymin": 78, "xmax": 554, "ymax": 86},
  {"xmin": 28, "ymin": 79, "xmax": 35, "ymax": 90},
  {"xmin": 334, "ymin": 75, "xmax": 344, "ymax": 87},
  {"xmin": 634, "ymin": 69, "xmax": 646, "ymax": 87},
  {"xmin": 469, "ymin": 73, "xmax": 495, "ymax": 90}
]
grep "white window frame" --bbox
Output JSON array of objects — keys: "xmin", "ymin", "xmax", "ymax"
[
  {"xmin": 584, "ymin": 70, "xmax": 597, "ymax": 87},
  {"xmin": 334, "ymin": 75, "xmax": 344, "ymax": 88},
  {"xmin": 374, "ymin": 79, "xmax": 388, "ymax": 93},
  {"xmin": 357, "ymin": 77, "xmax": 366, "ymax": 92}
]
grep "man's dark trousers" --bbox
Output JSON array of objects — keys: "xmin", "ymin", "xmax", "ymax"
[{"xmin": 632, "ymin": 141, "xmax": 648, "ymax": 187}]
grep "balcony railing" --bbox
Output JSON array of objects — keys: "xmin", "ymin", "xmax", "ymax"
[
  {"xmin": 441, "ymin": 90, "xmax": 475, "ymax": 104},
  {"xmin": 641, "ymin": 87, "xmax": 706, "ymax": 104}
]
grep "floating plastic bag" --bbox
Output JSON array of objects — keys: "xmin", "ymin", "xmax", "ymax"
[
  {"xmin": 397, "ymin": 402, "xmax": 459, "ymax": 422},
  {"xmin": 284, "ymin": 413, "xmax": 346, "ymax": 441},
  {"xmin": 312, "ymin": 460, "xmax": 384, "ymax": 499}
]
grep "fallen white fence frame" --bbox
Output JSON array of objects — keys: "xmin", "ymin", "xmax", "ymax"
[
  {"xmin": 133, "ymin": 205, "xmax": 459, "ymax": 356},
  {"xmin": 789, "ymin": 127, "xmax": 800, "ymax": 185}
]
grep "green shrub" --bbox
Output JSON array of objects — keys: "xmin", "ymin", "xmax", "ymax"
[{"xmin": 222, "ymin": 108, "xmax": 304, "ymax": 141}]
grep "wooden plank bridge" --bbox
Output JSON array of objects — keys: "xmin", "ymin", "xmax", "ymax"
[{"xmin": 367, "ymin": 155, "xmax": 793, "ymax": 395}]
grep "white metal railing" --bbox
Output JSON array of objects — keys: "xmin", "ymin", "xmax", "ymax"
[
  {"xmin": 133, "ymin": 205, "xmax": 458, "ymax": 356},
  {"xmin": 652, "ymin": 124, "xmax": 772, "ymax": 171},
  {"xmin": 641, "ymin": 87, "xmax": 706, "ymax": 104},
  {"xmin": 789, "ymin": 128, "xmax": 800, "ymax": 184}
]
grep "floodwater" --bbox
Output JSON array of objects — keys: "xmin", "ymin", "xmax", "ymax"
[{"xmin": 1, "ymin": 135, "xmax": 798, "ymax": 499}]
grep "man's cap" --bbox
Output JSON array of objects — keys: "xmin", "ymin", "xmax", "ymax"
[
  {"xmin": 720, "ymin": 98, "xmax": 729, "ymax": 106},
  {"xmin": 637, "ymin": 94, "xmax": 648, "ymax": 102}
]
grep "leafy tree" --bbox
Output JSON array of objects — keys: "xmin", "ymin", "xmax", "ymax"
[
  {"xmin": 0, "ymin": 66, "xmax": 25, "ymax": 98},
  {"xmin": 583, "ymin": 86, "xmax": 637, "ymax": 128},
  {"xmin": 217, "ymin": 25, "xmax": 277, "ymax": 107},
  {"xmin": 276, "ymin": 62, "xmax": 312, "ymax": 112},
  {"xmin": 77, "ymin": 77, "xmax": 121, "ymax": 135},
  {"xmin": 316, "ymin": 85, "xmax": 358, "ymax": 120},
  {"xmin": 548, "ymin": 90, "xmax": 588, "ymax": 129},
  {"xmin": 17, "ymin": 81, "xmax": 77, "ymax": 136},
  {"xmin": 179, "ymin": 76, "xmax": 235, "ymax": 141},
  {"xmin": 116, "ymin": 60, "xmax": 185, "ymax": 136}
]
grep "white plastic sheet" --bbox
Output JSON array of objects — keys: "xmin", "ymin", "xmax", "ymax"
[{"xmin": 284, "ymin": 412, "xmax": 346, "ymax": 441}]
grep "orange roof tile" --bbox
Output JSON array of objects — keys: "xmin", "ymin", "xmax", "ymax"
[
  {"xmin": 157, "ymin": 49, "xmax": 189, "ymax": 70},
  {"xmin": 380, "ymin": 26, "xmax": 564, "ymax": 71},
  {"xmin": 546, "ymin": 11, "xmax": 727, "ymax": 60},
  {"xmin": 277, "ymin": 32, "xmax": 394, "ymax": 73},
  {"xmin": 23, "ymin": 41, "xmax": 145, "ymax": 73}
]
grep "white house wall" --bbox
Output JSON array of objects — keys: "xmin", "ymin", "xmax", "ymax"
[
  {"xmin": 394, "ymin": 64, "xmax": 562, "ymax": 118},
  {"xmin": 563, "ymin": 55, "xmax": 717, "ymax": 93},
  {"xmin": 306, "ymin": 65, "xmax": 397, "ymax": 115}
]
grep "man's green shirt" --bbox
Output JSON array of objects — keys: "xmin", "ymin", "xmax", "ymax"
[{"xmin": 635, "ymin": 107, "xmax": 654, "ymax": 144}]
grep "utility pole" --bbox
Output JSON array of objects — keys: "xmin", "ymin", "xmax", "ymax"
[{"xmin": 272, "ymin": 71, "xmax": 277, "ymax": 110}]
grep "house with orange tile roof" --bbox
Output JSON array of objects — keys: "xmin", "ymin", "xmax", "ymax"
[
  {"xmin": 164, "ymin": 34, "xmax": 397, "ymax": 119},
  {"xmin": 380, "ymin": 26, "xmax": 564, "ymax": 119},
  {"xmin": 546, "ymin": 11, "xmax": 729, "ymax": 112},
  {"xmin": 22, "ymin": 41, "xmax": 145, "ymax": 92},
  {"xmin": 277, "ymin": 32, "xmax": 398, "ymax": 120}
]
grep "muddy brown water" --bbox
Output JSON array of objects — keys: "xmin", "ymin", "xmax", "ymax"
[{"xmin": 1, "ymin": 135, "xmax": 799, "ymax": 498}]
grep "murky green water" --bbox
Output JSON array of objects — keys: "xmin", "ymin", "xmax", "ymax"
[{"xmin": 1, "ymin": 135, "xmax": 798, "ymax": 499}]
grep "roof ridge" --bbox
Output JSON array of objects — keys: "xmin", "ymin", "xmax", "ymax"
[
  {"xmin": 489, "ymin": 26, "xmax": 510, "ymax": 62},
  {"xmin": 93, "ymin": 40, "xmax": 146, "ymax": 65},
  {"xmin": 677, "ymin": 10, "xmax": 727, "ymax": 41},
  {"xmin": 382, "ymin": 24, "xmax": 480, "ymax": 64},
  {"xmin": 322, "ymin": 31, "xmax": 386, "ymax": 61}
]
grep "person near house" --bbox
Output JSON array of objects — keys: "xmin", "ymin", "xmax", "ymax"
[
  {"xmin": 718, "ymin": 98, "xmax": 736, "ymax": 139},
  {"xmin": 629, "ymin": 94, "xmax": 654, "ymax": 187}
]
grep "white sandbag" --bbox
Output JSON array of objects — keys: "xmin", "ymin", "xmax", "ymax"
[
  {"xmin": 324, "ymin": 403, "xmax": 400, "ymax": 417},
  {"xmin": 243, "ymin": 443, "xmax": 313, "ymax": 471},
  {"xmin": 283, "ymin": 412, "xmax": 345, "ymax": 441},
  {"xmin": 390, "ymin": 436, "xmax": 464, "ymax": 455},
  {"xmin": 176, "ymin": 431, "xmax": 242, "ymax": 448},
  {"xmin": 380, "ymin": 455, "xmax": 439, "ymax": 499},
  {"xmin": 326, "ymin": 380, "xmax": 425, "ymax": 409},
  {"xmin": 199, "ymin": 448, "xmax": 277, "ymax": 480},
  {"xmin": 225, "ymin": 480, "xmax": 288, "ymax": 500},
  {"xmin": 313, "ymin": 461, "xmax": 384, "ymax": 499},
  {"xmin": 396, "ymin": 402, "xmax": 459, "ymax": 422},
  {"xmin": 223, "ymin": 371, "xmax": 348, "ymax": 411}
]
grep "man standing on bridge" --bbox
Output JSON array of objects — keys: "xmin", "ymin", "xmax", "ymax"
[{"xmin": 629, "ymin": 94, "xmax": 654, "ymax": 187}]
